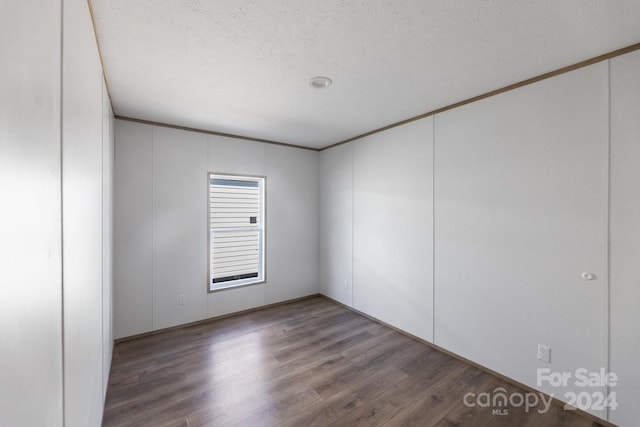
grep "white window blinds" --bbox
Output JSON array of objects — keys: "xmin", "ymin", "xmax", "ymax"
[{"xmin": 209, "ymin": 175, "xmax": 265, "ymax": 291}]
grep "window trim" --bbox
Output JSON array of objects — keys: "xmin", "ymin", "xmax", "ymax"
[{"xmin": 207, "ymin": 172, "xmax": 266, "ymax": 293}]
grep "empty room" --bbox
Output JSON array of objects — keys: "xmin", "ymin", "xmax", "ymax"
[{"xmin": 2, "ymin": 1, "xmax": 640, "ymax": 426}]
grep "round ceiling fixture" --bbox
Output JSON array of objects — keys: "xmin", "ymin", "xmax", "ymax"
[{"xmin": 309, "ymin": 76, "xmax": 332, "ymax": 89}]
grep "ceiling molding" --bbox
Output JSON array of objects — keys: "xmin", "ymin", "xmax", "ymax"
[
  {"xmin": 322, "ymin": 41, "xmax": 640, "ymax": 151},
  {"xmin": 115, "ymin": 42, "xmax": 640, "ymax": 152},
  {"xmin": 87, "ymin": 0, "xmax": 115, "ymax": 112},
  {"xmin": 93, "ymin": 1, "xmax": 640, "ymax": 149},
  {"xmin": 114, "ymin": 116, "xmax": 321, "ymax": 152}
]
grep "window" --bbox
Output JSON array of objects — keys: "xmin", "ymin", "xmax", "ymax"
[{"xmin": 208, "ymin": 173, "xmax": 265, "ymax": 291}]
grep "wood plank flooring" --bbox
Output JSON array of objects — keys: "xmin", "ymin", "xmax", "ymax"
[{"xmin": 103, "ymin": 297, "xmax": 603, "ymax": 427}]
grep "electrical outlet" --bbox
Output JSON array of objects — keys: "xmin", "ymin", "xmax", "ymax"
[
  {"xmin": 178, "ymin": 294, "xmax": 186, "ymax": 305},
  {"xmin": 538, "ymin": 344, "xmax": 551, "ymax": 363},
  {"xmin": 344, "ymin": 279, "xmax": 349, "ymax": 289}
]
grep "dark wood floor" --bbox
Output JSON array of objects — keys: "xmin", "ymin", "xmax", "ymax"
[{"xmin": 103, "ymin": 296, "xmax": 603, "ymax": 427}]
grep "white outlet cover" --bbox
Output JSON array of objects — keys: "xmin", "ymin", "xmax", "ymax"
[{"xmin": 538, "ymin": 344, "xmax": 551, "ymax": 363}]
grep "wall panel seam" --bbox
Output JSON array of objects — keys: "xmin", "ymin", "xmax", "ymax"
[
  {"xmin": 432, "ymin": 115, "xmax": 436, "ymax": 344},
  {"xmin": 151, "ymin": 125, "xmax": 155, "ymax": 330},
  {"xmin": 59, "ymin": 0, "xmax": 66, "ymax": 424},
  {"xmin": 605, "ymin": 58, "xmax": 612, "ymax": 422},
  {"xmin": 351, "ymin": 144, "xmax": 355, "ymax": 308}
]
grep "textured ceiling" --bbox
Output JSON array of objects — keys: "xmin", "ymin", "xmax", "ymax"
[{"xmin": 90, "ymin": 0, "xmax": 640, "ymax": 149}]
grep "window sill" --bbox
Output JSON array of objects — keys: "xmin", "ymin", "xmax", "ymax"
[{"xmin": 208, "ymin": 279, "xmax": 265, "ymax": 293}]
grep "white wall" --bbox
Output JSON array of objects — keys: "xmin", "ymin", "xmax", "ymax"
[
  {"xmin": 353, "ymin": 118, "xmax": 434, "ymax": 341},
  {"xmin": 102, "ymin": 79, "xmax": 115, "ymax": 400},
  {"xmin": 0, "ymin": 1, "xmax": 63, "ymax": 425},
  {"xmin": 153, "ymin": 126, "xmax": 208, "ymax": 329},
  {"xmin": 320, "ymin": 143, "xmax": 353, "ymax": 306},
  {"xmin": 434, "ymin": 62, "xmax": 608, "ymax": 416},
  {"xmin": 114, "ymin": 121, "xmax": 320, "ymax": 338},
  {"xmin": 62, "ymin": 0, "xmax": 114, "ymax": 425},
  {"xmin": 114, "ymin": 121, "xmax": 154, "ymax": 338},
  {"xmin": 320, "ymin": 118, "xmax": 436, "ymax": 344},
  {"xmin": 320, "ymin": 54, "xmax": 640, "ymax": 424},
  {"xmin": 265, "ymin": 144, "xmax": 320, "ymax": 303},
  {"xmin": 610, "ymin": 50, "xmax": 640, "ymax": 427},
  {"xmin": 1, "ymin": 1, "xmax": 114, "ymax": 425}
]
